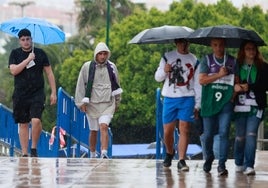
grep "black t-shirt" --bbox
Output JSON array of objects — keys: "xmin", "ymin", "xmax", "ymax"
[{"xmin": 9, "ymin": 47, "xmax": 50, "ymax": 99}]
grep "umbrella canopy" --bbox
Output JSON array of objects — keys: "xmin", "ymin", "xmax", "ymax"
[
  {"xmin": 187, "ymin": 24, "xmax": 265, "ymax": 48},
  {"xmin": 128, "ymin": 25, "xmax": 194, "ymax": 44},
  {"xmin": 0, "ymin": 17, "xmax": 65, "ymax": 45}
]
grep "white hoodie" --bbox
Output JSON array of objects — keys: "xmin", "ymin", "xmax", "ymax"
[{"xmin": 75, "ymin": 42, "xmax": 122, "ymax": 118}]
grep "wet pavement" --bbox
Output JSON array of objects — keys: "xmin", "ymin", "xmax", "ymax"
[{"xmin": 0, "ymin": 151, "xmax": 267, "ymax": 188}]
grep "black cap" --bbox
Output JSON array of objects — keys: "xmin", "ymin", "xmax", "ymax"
[{"xmin": 18, "ymin": 28, "xmax": 31, "ymax": 38}]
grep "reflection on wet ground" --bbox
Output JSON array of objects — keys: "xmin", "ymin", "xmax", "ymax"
[{"xmin": 0, "ymin": 151, "xmax": 267, "ymax": 187}]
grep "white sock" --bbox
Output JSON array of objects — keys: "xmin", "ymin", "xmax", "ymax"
[
  {"xmin": 90, "ymin": 151, "xmax": 96, "ymax": 158},
  {"xmin": 101, "ymin": 150, "xmax": 107, "ymax": 156}
]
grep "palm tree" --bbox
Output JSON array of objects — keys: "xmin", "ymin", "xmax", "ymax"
[{"xmin": 75, "ymin": 0, "xmax": 135, "ymax": 36}]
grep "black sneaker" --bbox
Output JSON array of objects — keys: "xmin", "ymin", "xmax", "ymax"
[
  {"xmin": 203, "ymin": 156, "xmax": 214, "ymax": 173},
  {"xmin": 31, "ymin": 148, "xmax": 38, "ymax": 157},
  {"xmin": 163, "ymin": 150, "xmax": 175, "ymax": 167},
  {"xmin": 22, "ymin": 154, "xmax": 28, "ymax": 157},
  {"xmin": 217, "ymin": 166, "xmax": 228, "ymax": 176},
  {"xmin": 177, "ymin": 160, "xmax": 189, "ymax": 171}
]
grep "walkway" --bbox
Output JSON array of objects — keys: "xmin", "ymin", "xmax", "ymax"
[{"xmin": 0, "ymin": 151, "xmax": 267, "ymax": 187}]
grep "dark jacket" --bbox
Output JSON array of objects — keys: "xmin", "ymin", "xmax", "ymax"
[{"xmin": 249, "ymin": 62, "xmax": 268, "ymax": 109}]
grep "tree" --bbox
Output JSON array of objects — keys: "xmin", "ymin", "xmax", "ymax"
[
  {"xmin": 58, "ymin": 49, "xmax": 91, "ymax": 95},
  {"xmin": 74, "ymin": 0, "xmax": 137, "ymax": 51},
  {"xmin": 76, "ymin": 0, "xmax": 135, "ymax": 33}
]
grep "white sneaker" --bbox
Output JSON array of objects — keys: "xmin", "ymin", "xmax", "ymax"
[
  {"xmin": 101, "ymin": 152, "xmax": 109, "ymax": 159},
  {"xmin": 243, "ymin": 167, "xmax": 255, "ymax": 175},
  {"xmin": 101, "ymin": 150, "xmax": 109, "ymax": 159},
  {"xmin": 90, "ymin": 151, "xmax": 97, "ymax": 158},
  {"xmin": 235, "ymin": 165, "xmax": 244, "ymax": 172}
]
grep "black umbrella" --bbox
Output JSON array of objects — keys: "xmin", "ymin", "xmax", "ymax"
[
  {"xmin": 187, "ymin": 24, "xmax": 265, "ymax": 48},
  {"xmin": 128, "ymin": 25, "xmax": 194, "ymax": 44}
]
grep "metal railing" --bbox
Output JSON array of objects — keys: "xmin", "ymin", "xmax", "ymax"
[
  {"xmin": 0, "ymin": 87, "xmax": 112, "ymax": 158},
  {"xmin": 54, "ymin": 87, "xmax": 112, "ymax": 158},
  {"xmin": 0, "ymin": 103, "xmax": 21, "ymax": 156}
]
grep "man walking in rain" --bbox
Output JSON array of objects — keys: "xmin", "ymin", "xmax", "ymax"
[
  {"xmin": 199, "ymin": 38, "xmax": 238, "ymax": 176},
  {"xmin": 75, "ymin": 42, "xmax": 122, "ymax": 158},
  {"xmin": 8, "ymin": 28, "xmax": 57, "ymax": 157},
  {"xmin": 155, "ymin": 38, "xmax": 201, "ymax": 171}
]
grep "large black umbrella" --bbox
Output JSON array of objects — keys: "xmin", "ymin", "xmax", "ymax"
[
  {"xmin": 187, "ymin": 24, "xmax": 265, "ymax": 48},
  {"xmin": 128, "ymin": 25, "xmax": 194, "ymax": 44}
]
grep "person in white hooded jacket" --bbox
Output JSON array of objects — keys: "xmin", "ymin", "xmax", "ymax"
[
  {"xmin": 75, "ymin": 42, "xmax": 122, "ymax": 158},
  {"xmin": 155, "ymin": 38, "xmax": 201, "ymax": 171}
]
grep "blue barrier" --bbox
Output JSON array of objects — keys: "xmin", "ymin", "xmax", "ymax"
[
  {"xmin": 0, "ymin": 87, "xmax": 113, "ymax": 158},
  {"xmin": 0, "ymin": 103, "xmax": 18, "ymax": 156},
  {"xmin": 155, "ymin": 88, "xmax": 163, "ymax": 159},
  {"xmin": 54, "ymin": 87, "xmax": 112, "ymax": 158}
]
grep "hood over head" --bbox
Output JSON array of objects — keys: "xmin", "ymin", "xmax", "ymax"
[{"xmin": 94, "ymin": 42, "xmax": 111, "ymax": 62}]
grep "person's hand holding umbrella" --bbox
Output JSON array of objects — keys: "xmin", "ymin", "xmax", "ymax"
[
  {"xmin": 218, "ymin": 66, "xmax": 229, "ymax": 77},
  {"xmin": 164, "ymin": 64, "xmax": 172, "ymax": 73},
  {"xmin": 26, "ymin": 51, "xmax": 35, "ymax": 69}
]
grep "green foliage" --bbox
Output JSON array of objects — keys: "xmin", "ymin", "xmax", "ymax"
[
  {"xmin": 0, "ymin": 55, "xmax": 13, "ymax": 107},
  {"xmin": 0, "ymin": 37, "xmax": 18, "ymax": 107},
  {"xmin": 76, "ymin": 0, "xmax": 136, "ymax": 42},
  {"xmin": 58, "ymin": 49, "xmax": 92, "ymax": 95},
  {"xmin": 214, "ymin": 0, "xmax": 240, "ymax": 21}
]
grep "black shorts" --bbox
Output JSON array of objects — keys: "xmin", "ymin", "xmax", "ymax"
[{"xmin": 13, "ymin": 94, "xmax": 45, "ymax": 123}]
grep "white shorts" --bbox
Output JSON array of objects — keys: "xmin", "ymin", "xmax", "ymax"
[{"xmin": 86, "ymin": 114, "xmax": 113, "ymax": 131}]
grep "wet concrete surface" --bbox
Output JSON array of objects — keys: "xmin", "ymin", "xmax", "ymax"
[{"xmin": 0, "ymin": 151, "xmax": 267, "ymax": 188}]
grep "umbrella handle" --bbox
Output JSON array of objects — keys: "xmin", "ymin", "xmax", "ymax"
[
  {"xmin": 32, "ymin": 24, "xmax": 35, "ymax": 53},
  {"xmin": 32, "ymin": 42, "xmax": 34, "ymax": 53},
  {"xmin": 163, "ymin": 55, "xmax": 167, "ymax": 64},
  {"xmin": 222, "ymin": 52, "xmax": 226, "ymax": 66}
]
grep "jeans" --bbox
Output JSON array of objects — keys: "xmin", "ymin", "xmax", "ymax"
[
  {"xmin": 200, "ymin": 133, "xmax": 220, "ymax": 160},
  {"xmin": 234, "ymin": 115, "xmax": 261, "ymax": 168},
  {"xmin": 202, "ymin": 101, "xmax": 233, "ymax": 168}
]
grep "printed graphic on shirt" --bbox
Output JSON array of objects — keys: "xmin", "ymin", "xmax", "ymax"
[{"xmin": 168, "ymin": 58, "xmax": 194, "ymax": 87}]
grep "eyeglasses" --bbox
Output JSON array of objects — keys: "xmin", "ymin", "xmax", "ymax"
[{"xmin": 20, "ymin": 37, "xmax": 31, "ymax": 42}]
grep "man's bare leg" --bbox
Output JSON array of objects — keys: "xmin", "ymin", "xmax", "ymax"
[
  {"xmin": 100, "ymin": 123, "xmax": 109, "ymax": 158},
  {"xmin": 89, "ymin": 130, "xmax": 98, "ymax": 157},
  {"xmin": 31, "ymin": 118, "xmax": 42, "ymax": 149},
  {"xmin": 164, "ymin": 121, "xmax": 176, "ymax": 154},
  {"xmin": 19, "ymin": 123, "xmax": 29, "ymax": 156},
  {"xmin": 163, "ymin": 121, "xmax": 176, "ymax": 167},
  {"xmin": 177, "ymin": 120, "xmax": 190, "ymax": 171},
  {"xmin": 178, "ymin": 121, "xmax": 190, "ymax": 160}
]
